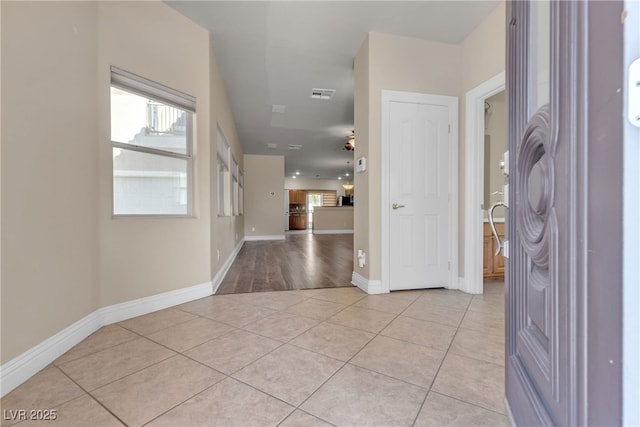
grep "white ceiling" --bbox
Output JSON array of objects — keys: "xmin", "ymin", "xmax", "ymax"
[{"xmin": 167, "ymin": 1, "xmax": 501, "ymax": 180}]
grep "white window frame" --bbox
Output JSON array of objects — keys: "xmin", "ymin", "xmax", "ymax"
[
  {"xmin": 217, "ymin": 125, "xmax": 231, "ymax": 217},
  {"xmin": 239, "ymin": 171, "xmax": 244, "ymax": 216},
  {"xmin": 231, "ymin": 156, "xmax": 239, "ymax": 216},
  {"xmin": 110, "ymin": 66, "xmax": 195, "ymax": 217}
]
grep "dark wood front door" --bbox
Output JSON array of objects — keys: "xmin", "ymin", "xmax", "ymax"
[{"xmin": 505, "ymin": 1, "xmax": 624, "ymax": 425}]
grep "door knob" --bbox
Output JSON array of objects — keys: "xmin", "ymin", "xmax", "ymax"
[{"xmin": 392, "ymin": 203, "xmax": 405, "ymax": 210}]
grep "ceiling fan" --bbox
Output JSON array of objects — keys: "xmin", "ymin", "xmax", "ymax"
[{"xmin": 344, "ymin": 131, "xmax": 355, "ymax": 151}]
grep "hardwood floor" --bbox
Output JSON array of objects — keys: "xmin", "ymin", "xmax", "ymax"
[{"xmin": 216, "ymin": 233, "xmax": 354, "ymax": 294}]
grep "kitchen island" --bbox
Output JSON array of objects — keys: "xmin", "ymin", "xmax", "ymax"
[{"xmin": 312, "ymin": 206, "xmax": 354, "ymax": 234}]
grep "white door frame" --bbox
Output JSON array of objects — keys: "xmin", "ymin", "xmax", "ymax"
[
  {"xmin": 462, "ymin": 72, "xmax": 505, "ymax": 295},
  {"xmin": 381, "ymin": 90, "xmax": 458, "ymax": 294}
]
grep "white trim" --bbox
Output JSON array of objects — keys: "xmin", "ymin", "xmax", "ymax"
[
  {"xmin": 0, "ymin": 281, "xmax": 212, "ymax": 398},
  {"xmin": 244, "ymin": 235, "xmax": 285, "ymax": 241},
  {"xmin": 212, "ymin": 239, "xmax": 245, "ymax": 294},
  {"xmin": 312, "ymin": 230, "xmax": 354, "ymax": 234},
  {"xmin": 463, "ymin": 72, "xmax": 505, "ymax": 295},
  {"xmin": 351, "ymin": 271, "xmax": 384, "ymax": 294},
  {"xmin": 0, "ymin": 312, "xmax": 101, "ymax": 399},
  {"xmin": 111, "ymin": 66, "xmax": 196, "ymax": 111},
  {"xmin": 100, "ymin": 282, "xmax": 212, "ymax": 326},
  {"xmin": 381, "ymin": 90, "xmax": 459, "ymax": 294}
]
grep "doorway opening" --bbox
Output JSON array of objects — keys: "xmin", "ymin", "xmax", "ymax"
[
  {"xmin": 482, "ymin": 91, "xmax": 507, "ymax": 287},
  {"xmin": 307, "ymin": 192, "xmax": 324, "ymax": 230},
  {"xmin": 463, "ymin": 72, "xmax": 505, "ymax": 295}
]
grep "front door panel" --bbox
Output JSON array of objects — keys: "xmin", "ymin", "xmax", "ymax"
[
  {"xmin": 506, "ymin": 1, "xmax": 573, "ymax": 425},
  {"xmin": 507, "ymin": 1, "xmax": 625, "ymax": 425}
]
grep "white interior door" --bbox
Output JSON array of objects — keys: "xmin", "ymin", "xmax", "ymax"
[{"xmin": 387, "ymin": 98, "xmax": 452, "ymax": 290}]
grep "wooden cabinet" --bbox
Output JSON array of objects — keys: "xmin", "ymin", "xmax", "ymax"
[
  {"xmin": 289, "ymin": 213, "xmax": 307, "ymax": 230},
  {"xmin": 289, "ymin": 190, "xmax": 307, "ymax": 205},
  {"xmin": 483, "ymin": 222, "xmax": 505, "ymax": 279}
]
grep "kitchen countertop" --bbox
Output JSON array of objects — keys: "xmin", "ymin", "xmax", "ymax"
[
  {"xmin": 483, "ymin": 217, "xmax": 505, "ymax": 223},
  {"xmin": 314, "ymin": 206, "xmax": 354, "ymax": 210}
]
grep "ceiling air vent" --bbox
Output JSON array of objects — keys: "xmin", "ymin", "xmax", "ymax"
[
  {"xmin": 310, "ymin": 88, "xmax": 336, "ymax": 100},
  {"xmin": 288, "ymin": 144, "xmax": 303, "ymax": 150},
  {"xmin": 266, "ymin": 143, "xmax": 277, "ymax": 149},
  {"xmin": 271, "ymin": 104, "xmax": 286, "ymax": 113}
]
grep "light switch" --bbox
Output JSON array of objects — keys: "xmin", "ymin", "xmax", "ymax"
[{"xmin": 356, "ymin": 157, "xmax": 367, "ymax": 173}]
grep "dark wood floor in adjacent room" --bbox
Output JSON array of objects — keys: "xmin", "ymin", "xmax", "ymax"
[{"xmin": 216, "ymin": 233, "xmax": 354, "ymax": 294}]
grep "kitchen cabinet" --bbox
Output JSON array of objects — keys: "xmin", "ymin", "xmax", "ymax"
[
  {"xmin": 483, "ymin": 222, "xmax": 505, "ymax": 279},
  {"xmin": 289, "ymin": 213, "xmax": 307, "ymax": 230},
  {"xmin": 289, "ymin": 190, "xmax": 307, "ymax": 205}
]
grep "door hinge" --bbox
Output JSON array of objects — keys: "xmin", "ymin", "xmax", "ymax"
[
  {"xmin": 448, "ymin": 193, "xmax": 451, "ymax": 202},
  {"xmin": 448, "ymin": 261, "xmax": 451, "ymax": 270},
  {"xmin": 448, "ymin": 124, "xmax": 451, "ymax": 134}
]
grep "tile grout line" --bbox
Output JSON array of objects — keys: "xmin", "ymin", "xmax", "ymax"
[
  {"xmin": 32, "ymin": 286, "xmax": 505, "ymax": 427},
  {"xmin": 428, "ymin": 389, "xmax": 510, "ymax": 418},
  {"xmin": 291, "ymin": 292, "xmax": 433, "ymax": 423},
  {"xmin": 52, "ymin": 326, "xmax": 140, "ymax": 367},
  {"xmin": 411, "ymin": 288, "xmax": 509, "ymax": 424},
  {"xmin": 53, "ymin": 365, "xmax": 131, "ymax": 427},
  {"xmin": 409, "ymin": 291, "xmax": 474, "ymax": 427}
]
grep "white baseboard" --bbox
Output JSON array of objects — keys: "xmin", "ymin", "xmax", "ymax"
[
  {"xmin": 0, "ymin": 281, "xmax": 212, "ymax": 398},
  {"xmin": 212, "ymin": 239, "xmax": 244, "ymax": 294},
  {"xmin": 244, "ymin": 235, "xmax": 285, "ymax": 241},
  {"xmin": 99, "ymin": 282, "xmax": 213, "ymax": 326},
  {"xmin": 457, "ymin": 275, "xmax": 484, "ymax": 294},
  {"xmin": 351, "ymin": 271, "xmax": 384, "ymax": 294},
  {"xmin": 0, "ymin": 310, "xmax": 102, "ymax": 399},
  {"xmin": 312, "ymin": 230, "xmax": 354, "ymax": 234}
]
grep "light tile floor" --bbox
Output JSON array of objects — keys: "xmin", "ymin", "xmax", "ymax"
[{"xmin": 1, "ymin": 283, "xmax": 509, "ymax": 427}]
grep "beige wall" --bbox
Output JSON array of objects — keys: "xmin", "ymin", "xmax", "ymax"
[
  {"xmin": 354, "ymin": 3, "xmax": 505, "ymax": 284},
  {"xmin": 97, "ymin": 2, "xmax": 212, "ymax": 306},
  {"xmin": 1, "ymin": 1, "xmax": 100, "ymax": 363},
  {"xmin": 244, "ymin": 155, "xmax": 284, "ymax": 237},
  {"xmin": 356, "ymin": 32, "xmax": 462, "ymax": 281},
  {"xmin": 1, "ymin": 1, "xmax": 244, "ymax": 364},
  {"xmin": 313, "ymin": 207, "xmax": 354, "ymax": 231},
  {"xmin": 211, "ymin": 42, "xmax": 244, "ymax": 276},
  {"xmin": 460, "ymin": 2, "xmax": 506, "ymax": 92},
  {"xmin": 353, "ymin": 35, "xmax": 371, "ymax": 279}
]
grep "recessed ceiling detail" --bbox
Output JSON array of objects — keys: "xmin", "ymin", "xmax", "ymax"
[
  {"xmin": 166, "ymin": 1, "xmax": 501, "ymax": 179},
  {"xmin": 266, "ymin": 143, "xmax": 277, "ymax": 149},
  {"xmin": 287, "ymin": 144, "xmax": 303, "ymax": 150},
  {"xmin": 310, "ymin": 88, "xmax": 336, "ymax": 100}
]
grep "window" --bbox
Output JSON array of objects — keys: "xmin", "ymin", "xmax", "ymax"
[
  {"xmin": 231, "ymin": 156, "xmax": 239, "ymax": 216},
  {"xmin": 322, "ymin": 190, "xmax": 338, "ymax": 206},
  {"xmin": 239, "ymin": 171, "xmax": 244, "ymax": 215},
  {"xmin": 110, "ymin": 67, "xmax": 195, "ymax": 216},
  {"xmin": 217, "ymin": 126, "xmax": 230, "ymax": 216}
]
